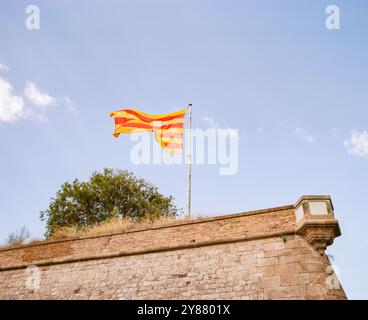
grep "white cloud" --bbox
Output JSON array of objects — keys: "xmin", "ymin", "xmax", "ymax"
[
  {"xmin": 344, "ymin": 130, "xmax": 368, "ymax": 157},
  {"xmin": 257, "ymin": 127, "xmax": 264, "ymax": 134},
  {"xmin": 0, "ymin": 64, "xmax": 9, "ymax": 72},
  {"xmin": 202, "ymin": 115, "xmax": 239, "ymax": 139},
  {"xmin": 202, "ymin": 115, "xmax": 219, "ymax": 128},
  {"xmin": 0, "ymin": 77, "xmax": 25, "ymax": 123},
  {"xmin": 0, "ymin": 64, "xmax": 76, "ymax": 123},
  {"xmin": 294, "ymin": 127, "xmax": 315, "ymax": 143},
  {"xmin": 64, "ymin": 96, "xmax": 78, "ymax": 116},
  {"xmin": 24, "ymin": 81, "xmax": 56, "ymax": 108},
  {"xmin": 0, "ymin": 77, "xmax": 57, "ymax": 123},
  {"xmin": 330, "ymin": 128, "xmax": 341, "ymax": 137},
  {"xmin": 219, "ymin": 128, "xmax": 238, "ymax": 139}
]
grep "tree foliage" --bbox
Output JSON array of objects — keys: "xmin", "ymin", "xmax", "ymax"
[{"xmin": 40, "ymin": 168, "xmax": 178, "ymax": 237}]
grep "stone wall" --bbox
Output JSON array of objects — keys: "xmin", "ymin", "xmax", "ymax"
[{"xmin": 0, "ymin": 195, "xmax": 347, "ymax": 300}]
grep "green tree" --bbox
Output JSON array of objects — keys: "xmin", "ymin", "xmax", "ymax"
[{"xmin": 40, "ymin": 168, "xmax": 178, "ymax": 237}]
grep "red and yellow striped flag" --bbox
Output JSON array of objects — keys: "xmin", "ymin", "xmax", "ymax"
[{"xmin": 110, "ymin": 108, "xmax": 187, "ymax": 153}]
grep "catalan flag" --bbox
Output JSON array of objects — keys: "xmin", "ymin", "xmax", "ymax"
[{"xmin": 110, "ymin": 108, "xmax": 187, "ymax": 153}]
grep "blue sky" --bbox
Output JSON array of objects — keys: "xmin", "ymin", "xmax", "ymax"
[{"xmin": 0, "ymin": 0, "xmax": 367, "ymax": 299}]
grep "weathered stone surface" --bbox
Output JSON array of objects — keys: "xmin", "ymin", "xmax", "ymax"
[{"xmin": 0, "ymin": 196, "xmax": 347, "ymax": 300}]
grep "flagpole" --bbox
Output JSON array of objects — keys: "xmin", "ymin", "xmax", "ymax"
[{"xmin": 186, "ymin": 103, "xmax": 192, "ymax": 220}]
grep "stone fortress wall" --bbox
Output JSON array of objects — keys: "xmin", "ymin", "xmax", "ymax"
[{"xmin": 0, "ymin": 195, "xmax": 347, "ymax": 299}]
